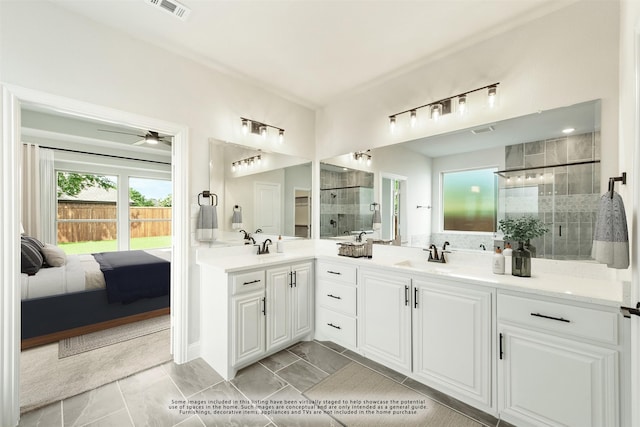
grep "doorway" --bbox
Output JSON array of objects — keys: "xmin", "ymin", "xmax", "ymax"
[
  {"xmin": 294, "ymin": 188, "xmax": 311, "ymax": 238},
  {"xmin": 0, "ymin": 85, "xmax": 189, "ymax": 425},
  {"xmin": 381, "ymin": 174, "xmax": 407, "ymax": 244}
]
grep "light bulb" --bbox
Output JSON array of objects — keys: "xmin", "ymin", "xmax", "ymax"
[
  {"xmin": 410, "ymin": 110, "xmax": 417, "ymax": 127},
  {"xmin": 488, "ymin": 85, "xmax": 497, "ymax": 108},
  {"xmin": 358, "ymin": 154, "xmax": 363, "ymax": 163},
  {"xmin": 366, "ymin": 156, "xmax": 371, "ymax": 167},
  {"xmin": 431, "ymin": 104, "xmax": 441, "ymax": 121},
  {"xmin": 389, "ymin": 116, "xmax": 396, "ymax": 132},
  {"xmin": 257, "ymin": 155, "xmax": 262, "ymax": 165},
  {"xmin": 458, "ymin": 95, "xmax": 467, "ymax": 115},
  {"xmin": 278, "ymin": 129, "xmax": 284, "ymax": 143},
  {"xmin": 260, "ymin": 126, "xmax": 267, "ymax": 139},
  {"xmin": 241, "ymin": 119, "xmax": 248, "ymax": 135},
  {"xmin": 231, "ymin": 163, "xmax": 236, "ymax": 172}
]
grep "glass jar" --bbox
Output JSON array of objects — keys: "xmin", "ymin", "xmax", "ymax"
[{"xmin": 512, "ymin": 241, "xmax": 531, "ymax": 277}]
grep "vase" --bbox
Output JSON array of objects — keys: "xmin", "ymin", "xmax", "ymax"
[
  {"xmin": 524, "ymin": 239, "xmax": 536, "ymax": 258},
  {"xmin": 512, "ymin": 241, "xmax": 531, "ymax": 277}
]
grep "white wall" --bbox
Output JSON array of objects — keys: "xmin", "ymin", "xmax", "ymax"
[
  {"xmin": 316, "ymin": 1, "xmax": 620, "ymax": 192},
  {"xmin": 0, "ymin": 1, "xmax": 315, "ymax": 348}
]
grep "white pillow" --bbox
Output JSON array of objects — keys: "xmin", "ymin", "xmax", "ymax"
[{"xmin": 42, "ymin": 243, "xmax": 67, "ymax": 267}]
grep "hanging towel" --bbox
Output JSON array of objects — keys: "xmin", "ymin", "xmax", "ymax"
[
  {"xmin": 232, "ymin": 205, "xmax": 243, "ymax": 230},
  {"xmin": 592, "ymin": 190, "xmax": 629, "ymax": 269},
  {"xmin": 196, "ymin": 205, "xmax": 218, "ymax": 242}
]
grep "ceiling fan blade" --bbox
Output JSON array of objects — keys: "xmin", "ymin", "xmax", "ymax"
[
  {"xmin": 132, "ymin": 140, "xmax": 146, "ymax": 146},
  {"xmin": 98, "ymin": 129, "xmax": 145, "ymax": 138}
]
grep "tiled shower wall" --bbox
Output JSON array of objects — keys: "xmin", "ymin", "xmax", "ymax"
[
  {"xmin": 501, "ymin": 131, "xmax": 601, "ymax": 260},
  {"xmin": 320, "ymin": 169, "xmax": 374, "ymax": 238}
]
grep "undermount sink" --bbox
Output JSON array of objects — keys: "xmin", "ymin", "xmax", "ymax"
[{"xmin": 394, "ymin": 259, "xmax": 453, "ymax": 274}]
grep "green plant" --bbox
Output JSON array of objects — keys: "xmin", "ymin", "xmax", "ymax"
[{"xmin": 498, "ymin": 216, "xmax": 549, "ymax": 243}]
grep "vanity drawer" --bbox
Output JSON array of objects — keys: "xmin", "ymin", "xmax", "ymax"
[
  {"xmin": 316, "ymin": 307, "xmax": 356, "ymax": 348},
  {"xmin": 231, "ymin": 270, "xmax": 265, "ymax": 295},
  {"xmin": 498, "ymin": 293, "xmax": 619, "ymax": 345},
  {"xmin": 317, "ymin": 280, "xmax": 356, "ymax": 316},
  {"xmin": 317, "ymin": 260, "xmax": 357, "ymax": 284}
]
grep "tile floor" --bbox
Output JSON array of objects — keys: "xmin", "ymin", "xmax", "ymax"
[{"xmin": 19, "ymin": 340, "xmax": 517, "ymax": 427}]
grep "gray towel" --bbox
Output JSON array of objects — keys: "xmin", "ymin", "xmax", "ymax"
[
  {"xmin": 592, "ymin": 190, "xmax": 629, "ymax": 269},
  {"xmin": 196, "ymin": 205, "xmax": 218, "ymax": 242},
  {"xmin": 232, "ymin": 206, "xmax": 243, "ymax": 230}
]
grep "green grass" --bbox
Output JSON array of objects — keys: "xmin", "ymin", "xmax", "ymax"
[{"xmin": 59, "ymin": 236, "xmax": 171, "ymax": 254}]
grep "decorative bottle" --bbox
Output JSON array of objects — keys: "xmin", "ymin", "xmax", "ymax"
[
  {"xmin": 502, "ymin": 243, "xmax": 512, "ymax": 274},
  {"xmin": 276, "ymin": 235, "xmax": 284, "ymax": 253},
  {"xmin": 492, "ymin": 246, "xmax": 505, "ymax": 274}
]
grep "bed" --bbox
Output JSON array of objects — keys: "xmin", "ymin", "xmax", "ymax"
[{"xmin": 20, "ymin": 242, "xmax": 171, "ymax": 350}]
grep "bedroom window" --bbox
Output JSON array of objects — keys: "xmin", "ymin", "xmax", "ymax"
[
  {"xmin": 442, "ymin": 167, "xmax": 497, "ymax": 232},
  {"xmin": 129, "ymin": 177, "xmax": 172, "ymax": 250},
  {"xmin": 57, "ymin": 172, "xmax": 119, "ymax": 254}
]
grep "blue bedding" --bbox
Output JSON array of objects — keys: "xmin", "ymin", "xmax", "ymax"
[{"xmin": 93, "ymin": 250, "xmax": 170, "ymax": 304}]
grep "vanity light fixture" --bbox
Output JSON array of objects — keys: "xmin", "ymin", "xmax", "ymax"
[
  {"xmin": 388, "ymin": 82, "xmax": 499, "ymax": 130},
  {"xmin": 231, "ymin": 154, "xmax": 262, "ymax": 172},
  {"xmin": 353, "ymin": 150, "xmax": 372, "ymax": 166},
  {"xmin": 240, "ymin": 117, "xmax": 285, "ymax": 142}
]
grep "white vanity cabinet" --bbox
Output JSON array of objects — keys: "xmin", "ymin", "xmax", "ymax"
[
  {"xmin": 497, "ymin": 292, "xmax": 620, "ymax": 427},
  {"xmin": 265, "ymin": 261, "xmax": 314, "ymax": 352},
  {"xmin": 412, "ymin": 277, "xmax": 493, "ymax": 411},
  {"xmin": 358, "ymin": 267, "xmax": 412, "ymax": 373},
  {"xmin": 315, "ymin": 259, "xmax": 358, "ymax": 349},
  {"xmin": 200, "ymin": 259, "xmax": 314, "ymax": 380}
]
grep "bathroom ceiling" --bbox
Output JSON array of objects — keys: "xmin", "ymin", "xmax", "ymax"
[{"xmin": 48, "ymin": 0, "xmax": 571, "ymax": 108}]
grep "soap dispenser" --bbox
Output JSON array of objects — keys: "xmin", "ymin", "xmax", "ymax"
[
  {"xmin": 493, "ymin": 246, "xmax": 505, "ymax": 274},
  {"xmin": 276, "ymin": 235, "xmax": 284, "ymax": 253}
]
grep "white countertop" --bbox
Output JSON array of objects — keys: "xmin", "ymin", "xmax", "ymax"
[{"xmin": 196, "ymin": 240, "xmax": 627, "ymax": 308}]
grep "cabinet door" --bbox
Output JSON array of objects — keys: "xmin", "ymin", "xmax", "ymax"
[
  {"xmin": 498, "ymin": 324, "xmax": 618, "ymax": 427},
  {"xmin": 412, "ymin": 279, "xmax": 493, "ymax": 409},
  {"xmin": 291, "ymin": 261, "xmax": 313, "ymax": 339},
  {"xmin": 232, "ymin": 290, "xmax": 265, "ymax": 366},
  {"xmin": 266, "ymin": 265, "xmax": 292, "ymax": 351},
  {"xmin": 358, "ymin": 268, "xmax": 412, "ymax": 373}
]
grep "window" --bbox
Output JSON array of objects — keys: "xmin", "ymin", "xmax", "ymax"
[
  {"xmin": 129, "ymin": 177, "xmax": 172, "ymax": 250},
  {"xmin": 442, "ymin": 167, "xmax": 497, "ymax": 232},
  {"xmin": 56, "ymin": 172, "xmax": 118, "ymax": 254}
]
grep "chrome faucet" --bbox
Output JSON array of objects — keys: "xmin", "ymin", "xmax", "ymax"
[
  {"xmin": 442, "ymin": 241, "xmax": 450, "ymax": 251},
  {"xmin": 256, "ymin": 238, "xmax": 272, "ymax": 255},
  {"xmin": 356, "ymin": 231, "xmax": 366, "ymax": 242},
  {"xmin": 254, "ymin": 228, "xmax": 263, "ymax": 234}
]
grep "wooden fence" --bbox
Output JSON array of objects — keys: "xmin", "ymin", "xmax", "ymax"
[{"xmin": 57, "ymin": 202, "xmax": 171, "ymax": 242}]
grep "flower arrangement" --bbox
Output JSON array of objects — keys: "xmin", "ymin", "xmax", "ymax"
[{"xmin": 498, "ymin": 216, "xmax": 549, "ymax": 243}]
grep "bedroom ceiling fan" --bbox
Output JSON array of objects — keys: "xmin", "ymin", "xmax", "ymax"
[{"xmin": 98, "ymin": 129, "xmax": 172, "ymax": 146}]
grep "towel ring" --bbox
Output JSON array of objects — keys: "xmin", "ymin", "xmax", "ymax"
[
  {"xmin": 608, "ymin": 172, "xmax": 627, "ymax": 199},
  {"xmin": 198, "ymin": 191, "xmax": 218, "ymax": 206}
]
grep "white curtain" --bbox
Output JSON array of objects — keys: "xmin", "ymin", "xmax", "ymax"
[
  {"xmin": 39, "ymin": 148, "xmax": 56, "ymax": 244},
  {"xmin": 21, "ymin": 144, "xmax": 56, "ymax": 243}
]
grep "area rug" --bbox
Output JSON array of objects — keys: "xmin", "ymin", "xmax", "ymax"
[
  {"xmin": 21, "ymin": 323, "xmax": 171, "ymax": 413},
  {"xmin": 59, "ymin": 315, "xmax": 170, "ymax": 358},
  {"xmin": 304, "ymin": 362, "xmax": 479, "ymax": 427}
]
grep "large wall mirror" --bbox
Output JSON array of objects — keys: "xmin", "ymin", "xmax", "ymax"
[
  {"xmin": 320, "ymin": 99, "xmax": 602, "ymax": 260},
  {"xmin": 209, "ymin": 140, "xmax": 311, "ymax": 242}
]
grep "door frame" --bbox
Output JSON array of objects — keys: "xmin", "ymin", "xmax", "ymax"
[{"xmin": 0, "ymin": 84, "xmax": 190, "ymax": 426}]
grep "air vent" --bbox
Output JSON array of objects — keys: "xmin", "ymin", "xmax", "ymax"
[
  {"xmin": 471, "ymin": 126, "xmax": 495, "ymax": 135},
  {"xmin": 145, "ymin": 0, "xmax": 191, "ymax": 21}
]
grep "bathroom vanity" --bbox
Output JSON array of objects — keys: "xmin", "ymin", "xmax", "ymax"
[{"xmin": 197, "ymin": 240, "xmax": 627, "ymax": 427}]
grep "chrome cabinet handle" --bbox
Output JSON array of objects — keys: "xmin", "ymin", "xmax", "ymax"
[{"xmin": 530, "ymin": 312, "xmax": 570, "ymax": 323}]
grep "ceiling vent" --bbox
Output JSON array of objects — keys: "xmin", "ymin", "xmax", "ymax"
[
  {"xmin": 145, "ymin": 0, "xmax": 191, "ymax": 21},
  {"xmin": 471, "ymin": 125, "xmax": 495, "ymax": 135}
]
